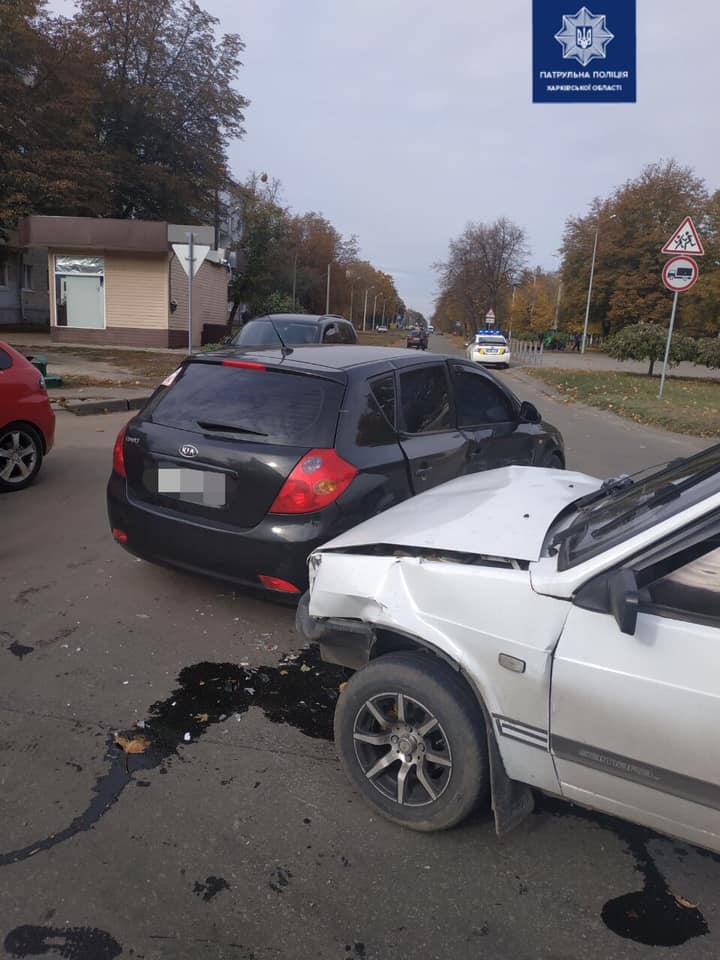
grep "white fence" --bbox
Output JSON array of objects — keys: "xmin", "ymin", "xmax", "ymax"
[{"xmin": 510, "ymin": 337, "xmax": 544, "ymax": 367}]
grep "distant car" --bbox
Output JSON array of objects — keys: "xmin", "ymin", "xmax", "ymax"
[
  {"xmin": 107, "ymin": 347, "xmax": 564, "ymax": 595},
  {"xmin": 233, "ymin": 314, "xmax": 357, "ymax": 347},
  {"xmin": 376, "ymin": 325, "xmax": 389, "ymax": 333},
  {"xmin": 466, "ymin": 331, "xmax": 510, "ymax": 369},
  {"xmin": 0, "ymin": 341, "xmax": 55, "ymax": 492},
  {"xmin": 428, "ymin": 324, "xmax": 435, "ymax": 333},
  {"xmin": 300, "ymin": 445, "xmax": 720, "ymax": 847},
  {"xmin": 406, "ymin": 328, "xmax": 428, "ymax": 350}
]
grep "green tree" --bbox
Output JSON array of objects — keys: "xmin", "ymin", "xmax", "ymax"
[
  {"xmin": 605, "ymin": 322, "xmax": 697, "ymax": 376},
  {"xmin": 72, "ymin": 0, "xmax": 249, "ymax": 221},
  {"xmin": 696, "ymin": 338, "xmax": 720, "ymax": 370},
  {"xmin": 0, "ymin": 0, "xmax": 110, "ymax": 231}
]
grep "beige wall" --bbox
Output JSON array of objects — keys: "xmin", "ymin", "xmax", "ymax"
[
  {"xmin": 169, "ymin": 254, "xmax": 228, "ymax": 346},
  {"xmin": 105, "ymin": 253, "xmax": 168, "ymax": 329}
]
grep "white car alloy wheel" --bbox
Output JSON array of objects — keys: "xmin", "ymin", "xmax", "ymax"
[{"xmin": 334, "ymin": 652, "xmax": 489, "ymax": 831}]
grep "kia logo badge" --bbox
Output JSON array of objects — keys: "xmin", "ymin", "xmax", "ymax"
[{"xmin": 179, "ymin": 444, "xmax": 199, "ymax": 459}]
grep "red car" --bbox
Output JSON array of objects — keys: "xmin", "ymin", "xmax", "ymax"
[
  {"xmin": 0, "ymin": 341, "xmax": 55, "ymax": 491},
  {"xmin": 405, "ymin": 327, "xmax": 428, "ymax": 350}
]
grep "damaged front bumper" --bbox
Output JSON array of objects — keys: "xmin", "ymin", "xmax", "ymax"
[{"xmin": 295, "ymin": 591, "xmax": 374, "ymax": 670}]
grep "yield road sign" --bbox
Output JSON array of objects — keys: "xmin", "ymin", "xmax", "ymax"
[
  {"xmin": 661, "ymin": 217, "xmax": 705, "ymax": 256},
  {"xmin": 172, "ymin": 243, "xmax": 210, "ymax": 278},
  {"xmin": 662, "ymin": 255, "xmax": 699, "ymax": 293}
]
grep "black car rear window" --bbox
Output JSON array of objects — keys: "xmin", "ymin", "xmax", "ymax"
[
  {"xmin": 147, "ymin": 362, "xmax": 344, "ymax": 446},
  {"xmin": 234, "ymin": 320, "xmax": 321, "ymax": 346}
]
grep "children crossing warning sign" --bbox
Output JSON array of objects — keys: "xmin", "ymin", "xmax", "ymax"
[{"xmin": 661, "ymin": 217, "xmax": 705, "ymax": 257}]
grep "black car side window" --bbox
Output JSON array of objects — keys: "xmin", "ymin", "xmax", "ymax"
[
  {"xmin": 356, "ymin": 375, "xmax": 397, "ymax": 446},
  {"xmin": 452, "ymin": 366, "xmax": 515, "ymax": 425},
  {"xmin": 0, "ymin": 348, "xmax": 12, "ymax": 371},
  {"xmin": 399, "ymin": 365, "xmax": 452, "ymax": 434},
  {"xmin": 343, "ymin": 323, "xmax": 358, "ymax": 344}
]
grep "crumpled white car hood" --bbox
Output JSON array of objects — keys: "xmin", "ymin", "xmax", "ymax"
[{"xmin": 324, "ymin": 466, "xmax": 601, "ymax": 563}]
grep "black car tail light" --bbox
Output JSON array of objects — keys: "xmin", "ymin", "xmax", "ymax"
[
  {"xmin": 112, "ymin": 426, "xmax": 127, "ymax": 477},
  {"xmin": 269, "ymin": 448, "xmax": 358, "ymax": 514}
]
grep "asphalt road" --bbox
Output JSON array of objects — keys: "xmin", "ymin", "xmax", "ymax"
[{"xmin": 0, "ymin": 343, "xmax": 716, "ymax": 960}]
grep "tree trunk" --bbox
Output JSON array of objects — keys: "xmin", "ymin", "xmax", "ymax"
[{"xmin": 648, "ymin": 358, "xmax": 655, "ymax": 376}]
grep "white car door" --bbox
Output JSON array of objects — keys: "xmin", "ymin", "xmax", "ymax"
[{"xmin": 550, "ymin": 522, "xmax": 720, "ymax": 852}]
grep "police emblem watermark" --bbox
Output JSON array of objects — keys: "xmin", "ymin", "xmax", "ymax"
[{"xmin": 533, "ymin": 0, "xmax": 636, "ymax": 103}]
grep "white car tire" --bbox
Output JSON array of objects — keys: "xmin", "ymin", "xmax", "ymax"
[{"xmin": 334, "ymin": 651, "xmax": 489, "ymax": 831}]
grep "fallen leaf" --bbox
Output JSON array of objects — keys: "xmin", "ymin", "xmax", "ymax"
[
  {"xmin": 300, "ymin": 664, "xmax": 311, "ymax": 673},
  {"xmin": 674, "ymin": 895, "xmax": 699, "ymax": 910},
  {"xmin": 193, "ymin": 712, "xmax": 209, "ymax": 723},
  {"xmin": 339, "ymin": 682, "xmax": 347, "ymax": 693},
  {"xmin": 114, "ymin": 734, "xmax": 150, "ymax": 754},
  {"xmin": 280, "ymin": 670, "xmax": 289, "ymax": 676}
]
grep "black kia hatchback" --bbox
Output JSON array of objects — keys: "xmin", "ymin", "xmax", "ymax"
[{"xmin": 107, "ymin": 347, "xmax": 564, "ymax": 595}]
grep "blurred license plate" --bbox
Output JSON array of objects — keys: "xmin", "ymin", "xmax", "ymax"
[{"xmin": 157, "ymin": 466, "xmax": 226, "ymax": 508}]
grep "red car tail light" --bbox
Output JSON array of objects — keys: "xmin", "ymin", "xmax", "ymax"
[
  {"xmin": 258, "ymin": 575, "xmax": 301, "ymax": 594},
  {"xmin": 112, "ymin": 426, "xmax": 127, "ymax": 477},
  {"xmin": 269, "ymin": 448, "xmax": 358, "ymax": 514},
  {"xmin": 112, "ymin": 528, "xmax": 128, "ymax": 544}
]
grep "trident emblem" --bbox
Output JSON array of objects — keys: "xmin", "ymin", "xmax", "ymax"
[{"xmin": 576, "ymin": 26, "xmax": 593, "ymax": 49}]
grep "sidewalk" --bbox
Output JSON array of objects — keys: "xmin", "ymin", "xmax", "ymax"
[
  {"xmin": 51, "ymin": 385, "xmax": 153, "ymax": 416},
  {"xmin": 539, "ymin": 349, "xmax": 720, "ymax": 380},
  {"xmin": 4, "ymin": 331, "xmax": 188, "ymax": 356}
]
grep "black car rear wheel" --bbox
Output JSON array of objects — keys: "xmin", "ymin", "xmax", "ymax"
[{"xmin": 334, "ymin": 652, "xmax": 489, "ymax": 831}]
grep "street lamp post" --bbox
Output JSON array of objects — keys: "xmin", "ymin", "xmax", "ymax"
[
  {"xmin": 381, "ymin": 300, "xmax": 386, "ymax": 326},
  {"xmin": 372, "ymin": 292, "xmax": 379, "ymax": 328},
  {"xmin": 325, "ymin": 263, "xmax": 331, "ymax": 314},
  {"xmin": 582, "ymin": 214, "xmax": 616, "ymax": 353},
  {"xmin": 349, "ymin": 284, "xmax": 355, "ymax": 324},
  {"xmin": 362, "ymin": 287, "xmax": 373, "ymax": 332}
]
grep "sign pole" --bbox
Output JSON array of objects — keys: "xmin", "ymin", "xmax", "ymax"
[
  {"xmin": 187, "ymin": 232, "xmax": 195, "ymax": 353},
  {"xmin": 657, "ymin": 290, "xmax": 679, "ymax": 400}
]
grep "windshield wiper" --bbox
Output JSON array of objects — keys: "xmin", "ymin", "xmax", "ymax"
[
  {"xmin": 589, "ymin": 463, "xmax": 720, "ymax": 540},
  {"xmin": 197, "ymin": 421, "xmax": 268, "ymax": 437}
]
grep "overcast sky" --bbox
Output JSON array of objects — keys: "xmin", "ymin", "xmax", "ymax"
[{"xmin": 52, "ymin": 0, "xmax": 720, "ymax": 316}]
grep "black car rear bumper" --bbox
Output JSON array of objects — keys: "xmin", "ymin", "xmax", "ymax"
[{"xmin": 107, "ymin": 474, "xmax": 343, "ymax": 593}]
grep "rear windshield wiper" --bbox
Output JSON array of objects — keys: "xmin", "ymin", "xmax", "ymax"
[{"xmin": 197, "ymin": 421, "xmax": 268, "ymax": 437}]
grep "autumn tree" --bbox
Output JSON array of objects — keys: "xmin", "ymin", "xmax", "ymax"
[
  {"xmin": 558, "ymin": 160, "xmax": 714, "ymax": 338},
  {"xmin": 72, "ymin": 0, "xmax": 248, "ymax": 221},
  {"xmin": 434, "ymin": 218, "xmax": 529, "ymax": 336}
]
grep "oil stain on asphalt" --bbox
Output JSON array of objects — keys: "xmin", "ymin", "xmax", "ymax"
[
  {"xmin": 535, "ymin": 796, "xmax": 710, "ymax": 947},
  {"xmin": 3, "ymin": 924, "xmax": 122, "ymax": 959},
  {"xmin": 0, "ymin": 645, "xmax": 348, "ymax": 868}
]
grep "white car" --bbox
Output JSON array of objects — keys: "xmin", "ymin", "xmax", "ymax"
[
  {"xmin": 376, "ymin": 325, "xmax": 388, "ymax": 333},
  {"xmin": 298, "ymin": 446, "xmax": 720, "ymax": 849},
  {"xmin": 467, "ymin": 332, "xmax": 510, "ymax": 368}
]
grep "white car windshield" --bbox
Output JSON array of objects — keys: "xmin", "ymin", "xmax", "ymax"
[{"xmin": 554, "ymin": 444, "xmax": 720, "ymax": 570}]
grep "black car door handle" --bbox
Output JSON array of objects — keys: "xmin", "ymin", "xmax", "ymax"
[{"xmin": 415, "ymin": 464, "xmax": 432, "ymax": 478}]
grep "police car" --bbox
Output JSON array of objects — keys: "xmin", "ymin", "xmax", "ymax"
[{"xmin": 466, "ymin": 329, "xmax": 510, "ymax": 368}]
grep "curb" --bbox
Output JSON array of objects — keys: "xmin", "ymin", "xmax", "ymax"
[{"xmin": 57, "ymin": 396, "xmax": 151, "ymax": 417}]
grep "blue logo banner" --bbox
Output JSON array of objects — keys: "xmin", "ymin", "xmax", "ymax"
[{"xmin": 533, "ymin": 1, "xmax": 636, "ymax": 103}]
